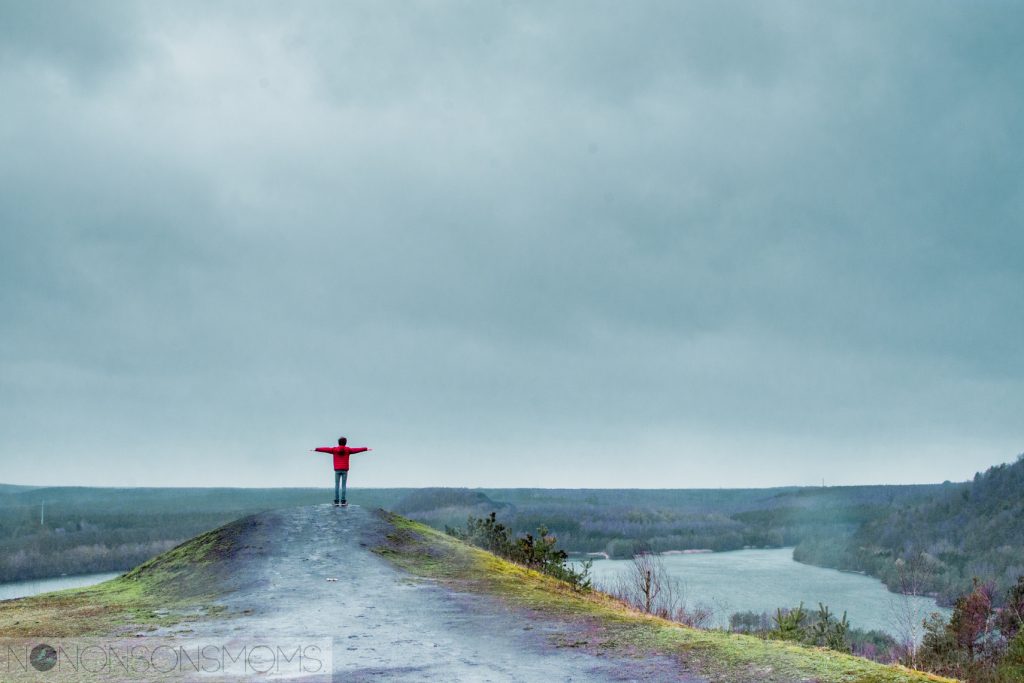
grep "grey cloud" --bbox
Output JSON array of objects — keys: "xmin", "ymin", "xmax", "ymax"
[
  {"xmin": 1, "ymin": 1, "xmax": 1021, "ymax": 488},
  {"xmin": 0, "ymin": 1, "xmax": 145, "ymax": 84}
]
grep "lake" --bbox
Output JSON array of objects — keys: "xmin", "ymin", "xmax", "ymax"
[
  {"xmin": 0, "ymin": 572, "xmax": 122, "ymax": 601},
  {"xmin": 576, "ymin": 548, "xmax": 949, "ymax": 637}
]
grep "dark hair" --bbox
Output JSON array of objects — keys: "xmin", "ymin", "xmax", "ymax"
[{"xmin": 338, "ymin": 437, "xmax": 347, "ymax": 446}]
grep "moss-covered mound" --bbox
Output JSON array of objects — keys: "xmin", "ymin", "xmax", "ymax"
[{"xmin": 0, "ymin": 515, "xmax": 255, "ymax": 637}]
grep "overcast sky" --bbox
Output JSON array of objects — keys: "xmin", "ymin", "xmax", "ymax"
[{"xmin": 1, "ymin": 1, "xmax": 1022, "ymax": 489}]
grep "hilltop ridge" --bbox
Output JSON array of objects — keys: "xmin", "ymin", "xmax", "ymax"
[{"xmin": 0, "ymin": 505, "xmax": 952, "ymax": 682}]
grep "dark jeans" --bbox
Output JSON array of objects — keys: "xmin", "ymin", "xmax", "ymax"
[{"xmin": 334, "ymin": 469, "xmax": 348, "ymax": 502}]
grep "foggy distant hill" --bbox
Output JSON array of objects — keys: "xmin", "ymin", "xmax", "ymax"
[
  {"xmin": 0, "ymin": 484, "xmax": 37, "ymax": 494},
  {"xmin": 796, "ymin": 455, "xmax": 1024, "ymax": 605}
]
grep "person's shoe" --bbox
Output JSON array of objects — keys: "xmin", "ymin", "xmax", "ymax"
[
  {"xmin": 340, "ymin": 499, "xmax": 347, "ymax": 506},
  {"xmin": 333, "ymin": 500, "xmax": 340, "ymax": 507}
]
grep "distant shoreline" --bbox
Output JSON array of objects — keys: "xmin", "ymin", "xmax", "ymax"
[
  {"xmin": 574, "ymin": 548, "xmax": 717, "ymax": 561},
  {"xmin": 660, "ymin": 549, "xmax": 713, "ymax": 555}
]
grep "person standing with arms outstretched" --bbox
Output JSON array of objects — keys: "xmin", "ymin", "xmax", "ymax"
[{"xmin": 310, "ymin": 437, "xmax": 372, "ymax": 506}]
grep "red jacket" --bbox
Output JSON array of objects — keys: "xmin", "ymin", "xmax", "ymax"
[{"xmin": 314, "ymin": 445, "xmax": 370, "ymax": 470}]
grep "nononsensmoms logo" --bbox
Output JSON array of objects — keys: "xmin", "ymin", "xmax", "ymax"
[{"xmin": 30, "ymin": 643, "xmax": 57, "ymax": 672}]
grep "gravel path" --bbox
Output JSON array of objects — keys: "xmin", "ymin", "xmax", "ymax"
[{"xmin": 155, "ymin": 505, "xmax": 703, "ymax": 682}]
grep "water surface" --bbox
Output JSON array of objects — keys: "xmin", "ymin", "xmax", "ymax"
[
  {"xmin": 577, "ymin": 548, "xmax": 949, "ymax": 636},
  {"xmin": 0, "ymin": 572, "xmax": 122, "ymax": 601}
]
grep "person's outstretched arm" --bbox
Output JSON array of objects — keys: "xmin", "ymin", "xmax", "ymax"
[
  {"xmin": 348, "ymin": 447, "xmax": 371, "ymax": 454},
  {"xmin": 312, "ymin": 446, "xmax": 337, "ymax": 454}
]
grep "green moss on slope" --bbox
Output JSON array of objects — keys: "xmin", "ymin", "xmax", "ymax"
[
  {"xmin": 0, "ymin": 516, "xmax": 253, "ymax": 637},
  {"xmin": 374, "ymin": 510, "xmax": 955, "ymax": 683}
]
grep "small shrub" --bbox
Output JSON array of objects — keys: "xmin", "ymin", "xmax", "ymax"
[{"xmin": 447, "ymin": 512, "xmax": 592, "ymax": 591}]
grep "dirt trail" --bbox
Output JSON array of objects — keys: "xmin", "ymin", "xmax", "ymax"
[{"xmin": 155, "ymin": 505, "xmax": 701, "ymax": 682}]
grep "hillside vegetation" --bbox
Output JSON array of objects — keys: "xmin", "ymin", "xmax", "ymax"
[{"xmin": 795, "ymin": 456, "xmax": 1024, "ymax": 605}]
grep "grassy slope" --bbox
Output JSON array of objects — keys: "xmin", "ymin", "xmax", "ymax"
[
  {"xmin": 374, "ymin": 511, "xmax": 955, "ymax": 683},
  {"xmin": 0, "ymin": 515, "xmax": 254, "ymax": 637}
]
